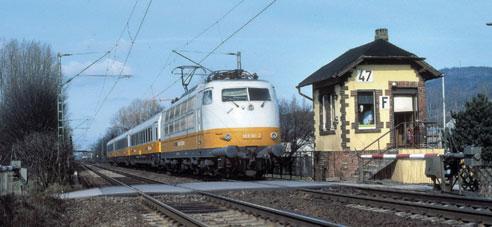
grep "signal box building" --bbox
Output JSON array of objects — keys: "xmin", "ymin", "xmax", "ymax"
[{"xmin": 297, "ymin": 29, "xmax": 443, "ymax": 183}]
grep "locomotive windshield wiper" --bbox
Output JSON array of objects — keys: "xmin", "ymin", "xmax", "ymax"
[{"xmin": 231, "ymin": 100, "xmax": 240, "ymax": 108}]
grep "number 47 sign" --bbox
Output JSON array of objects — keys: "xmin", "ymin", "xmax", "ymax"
[{"xmin": 356, "ymin": 69, "xmax": 373, "ymax": 82}]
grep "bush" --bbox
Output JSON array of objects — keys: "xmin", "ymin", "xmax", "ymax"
[
  {"xmin": 11, "ymin": 132, "xmax": 73, "ymax": 190},
  {"xmin": 0, "ymin": 194, "xmax": 67, "ymax": 227},
  {"xmin": 446, "ymin": 94, "xmax": 492, "ymax": 161}
]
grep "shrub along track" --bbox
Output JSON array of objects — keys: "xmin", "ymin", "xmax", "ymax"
[{"xmin": 81, "ymin": 163, "xmax": 339, "ymax": 226}]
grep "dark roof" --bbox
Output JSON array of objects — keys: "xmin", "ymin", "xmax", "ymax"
[{"xmin": 298, "ymin": 39, "xmax": 442, "ymax": 87}]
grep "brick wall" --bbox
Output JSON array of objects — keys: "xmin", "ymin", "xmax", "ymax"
[{"xmin": 314, "ymin": 151, "xmax": 360, "ymax": 180}]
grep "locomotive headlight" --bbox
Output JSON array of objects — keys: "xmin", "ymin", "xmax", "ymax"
[
  {"xmin": 223, "ymin": 133, "xmax": 232, "ymax": 141},
  {"xmin": 248, "ymin": 104, "xmax": 254, "ymax": 111},
  {"xmin": 270, "ymin": 132, "xmax": 278, "ymax": 140}
]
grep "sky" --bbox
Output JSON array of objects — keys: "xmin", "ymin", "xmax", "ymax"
[{"xmin": 1, "ymin": 0, "xmax": 491, "ymax": 149}]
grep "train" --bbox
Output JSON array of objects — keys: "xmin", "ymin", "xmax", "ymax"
[{"xmin": 106, "ymin": 69, "xmax": 283, "ymax": 177}]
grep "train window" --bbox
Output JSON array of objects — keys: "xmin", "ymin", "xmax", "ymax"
[
  {"xmin": 182, "ymin": 101, "xmax": 187, "ymax": 113},
  {"xmin": 203, "ymin": 90, "xmax": 212, "ymax": 105},
  {"xmin": 169, "ymin": 123, "xmax": 174, "ymax": 134},
  {"xmin": 187, "ymin": 113, "xmax": 195, "ymax": 129},
  {"xmin": 186, "ymin": 98, "xmax": 192, "ymax": 111},
  {"xmin": 222, "ymin": 88, "xmax": 247, "ymax": 101},
  {"xmin": 186, "ymin": 99, "xmax": 192, "ymax": 112},
  {"xmin": 180, "ymin": 118, "xmax": 185, "ymax": 131},
  {"xmin": 174, "ymin": 121, "xmax": 179, "ymax": 132},
  {"xmin": 170, "ymin": 107, "xmax": 175, "ymax": 119},
  {"xmin": 248, "ymin": 88, "xmax": 271, "ymax": 101},
  {"xmin": 176, "ymin": 104, "xmax": 181, "ymax": 117}
]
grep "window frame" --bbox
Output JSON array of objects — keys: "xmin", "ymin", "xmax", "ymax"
[
  {"xmin": 202, "ymin": 90, "xmax": 213, "ymax": 105},
  {"xmin": 356, "ymin": 90, "xmax": 376, "ymax": 130},
  {"xmin": 319, "ymin": 88, "xmax": 337, "ymax": 135},
  {"xmin": 221, "ymin": 88, "xmax": 248, "ymax": 102},
  {"xmin": 248, "ymin": 87, "xmax": 271, "ymax": 101}
]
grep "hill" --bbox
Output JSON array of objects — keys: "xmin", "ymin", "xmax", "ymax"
[{"xmin": 426, "ymin": 66, "xmax": 492, "ymax": 125}]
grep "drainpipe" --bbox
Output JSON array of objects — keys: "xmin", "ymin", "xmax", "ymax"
[{"xmin": 296, "ymin": 86, "xmax": 313, "ymax": 101}]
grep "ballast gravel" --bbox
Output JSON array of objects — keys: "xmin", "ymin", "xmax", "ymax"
[{"xmin": 217, "ymin": 188, "xmax": 451, "ymax": 227}]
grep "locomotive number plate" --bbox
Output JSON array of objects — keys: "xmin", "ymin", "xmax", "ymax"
[{"xmin": 242, "ymin": 133, "xmax": 262, "ymax": 139}]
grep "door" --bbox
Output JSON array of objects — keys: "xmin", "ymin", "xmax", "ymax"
[{"xmin": 393, "ymin": 95, "xmax": 418, "ymax": 147}]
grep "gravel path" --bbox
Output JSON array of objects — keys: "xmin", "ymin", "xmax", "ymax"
[{"xmin": 217, "ymin": 188, "xmax": 450, "ymax": 227}]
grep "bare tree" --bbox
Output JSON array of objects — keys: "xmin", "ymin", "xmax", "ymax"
[
  {"xmin": 92, "ymin": 98, "xmax": 162, "ymax": 159},
  {"xmin": 11, "ymin": 132, "xmax": 72, "ymax": 189},
  {"xmin": 0, "ymin": 40, "xmax": 72, "ymax": 187},
  {"xmin": 280, "ymin": 96, "xmax": 314, "ymax": 154},
  {"xmin": 91, "ymin": 126, "xmax": 120, "ymax": 160},
  {"xmin": 278, "ymin": 96, "xmax": 314, "ymax": 175},
  {"xmin": 111, "ymin": 99, "xmax": 162, "ymax": 134}
]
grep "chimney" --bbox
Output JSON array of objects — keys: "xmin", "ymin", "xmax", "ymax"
[{"xmin": 375, "ymin": 28, "xmax": 389, "ymax": 41}]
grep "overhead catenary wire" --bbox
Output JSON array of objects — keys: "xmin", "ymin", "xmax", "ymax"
[
  {"xmin": 198, "ymin": 0, "xmax": 277, "ymax": 64},
  {"xmin": 83, "ymin": 0, "xmax": 153, "ymax": 138},
  {"xmin": 92, "ymin": 0, "xmax": 153, "ymax": 118},
  {"xmin": 61, "ymin": 0, "xmax": 139, "ymax": 145},
  {"xmin": 150, "ymin": 0, "xmax": 276, "ymax": 99},
  {"xmin": 62, "ymin": 50, "xmax": 111, "ymax": 86},
  {"xmin": 142, "ymin": 0, "xmax": 246, "ymax": 98},
  {"xmin": 182, "ymin": 0, "xmax": 246, "ymax": 49},
  {"xmin": 93, "ymin": 0, "xmax": 141, "ymax": 112}
]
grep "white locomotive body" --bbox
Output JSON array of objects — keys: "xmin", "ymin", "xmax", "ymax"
[{"xmin": 107, "ymin": 70, "xmax": 282, "ymax": 177}]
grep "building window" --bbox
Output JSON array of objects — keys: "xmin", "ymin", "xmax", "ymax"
[
  {"xmin": 321, "ymin": 94, "xmax": 336, "ymax": 131},
  {"xmin": 357, "ymin": 91, "xmax": 375, "ymax": 129},
  {"xmin": 203, "ymin": 90, "xmax": 212, "ymax": 105}
]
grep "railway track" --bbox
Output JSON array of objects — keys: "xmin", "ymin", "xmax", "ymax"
[
  {"xmin": 81, "ymin": 163, "xmax": 340, "ymax": 226},
  {"xmin": 331, "ymin": 185, "xmax": 492, "ymax": 211},
  {"xmin": 300, "ymin": 187, "xmax": 492, "ymax": 225}
]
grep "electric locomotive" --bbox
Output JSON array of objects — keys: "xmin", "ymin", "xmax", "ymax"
[{"xmin": 106, "ymin": 70, "xmax": 283, "ymax": 177}]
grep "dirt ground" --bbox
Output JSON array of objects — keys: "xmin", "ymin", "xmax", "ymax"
[{"xmin": 217, "ymin": 188, "xmax": 451, "ymax": 227}]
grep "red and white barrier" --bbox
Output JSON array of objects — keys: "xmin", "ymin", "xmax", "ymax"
[{"xmin": 359, "ymin": 153, "xmax": 439, "ymax": 159}]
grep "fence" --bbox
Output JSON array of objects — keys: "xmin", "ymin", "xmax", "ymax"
[{"xmin": 267, "ymin": 151, "xmax": 314, "ymax": 180}]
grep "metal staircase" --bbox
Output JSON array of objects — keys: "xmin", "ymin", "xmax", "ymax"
[{"xmin": 356, "ymin": 121, "xmax": 441, "ymax": 182}]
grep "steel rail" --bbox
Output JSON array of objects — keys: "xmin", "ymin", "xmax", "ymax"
[
  {"xmin": 201, "ymin": 191, "xmax": 340, "ymax": 227},
  {"xmin": 91, "ymin": 163, "xmax": 341, "ymax": 226},
  {"xmin": 93, "ymin": 164, "xmax": 163, "ymax": 184},
  {"xmin": 82, "ymin": 164, "xmax": 207, "ymax": 227},
  {"xmin": 301, "ymin": 188, "xmax": 492, "ymax": 225},
  {"xmin": 338, "ymin": 185, "xmax": 492, "ymax": 208}
]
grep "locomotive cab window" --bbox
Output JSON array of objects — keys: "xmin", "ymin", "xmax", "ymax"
[
  {"xmin": 222, "ymin": 88, "xmax": 248, "ymax": 101},
  {"xmin": 202, "ymin": 90, "xmax": 212, "ymax": 105},
  {"xmin": 248, "ymin": 88, "xmax": 270, "ymax": 101}
]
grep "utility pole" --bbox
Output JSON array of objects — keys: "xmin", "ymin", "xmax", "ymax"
[
  {"xmin": 226, "ymin": 51, "xmax": 242, "ymax": 70},
  {"xmin": 57, "ymin": 53, "xmax": 71, "ymax": 151},
  {"xmin": 56, "ymin": 50, "xmax": 126, "ymax": 161},
  {"xmin": 236, "ymin": 51, "xmax": 241, "ymax": 70},
  {"xmin": 442, "ymin": 73, "xmax": 446, "ymax": 128}
]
